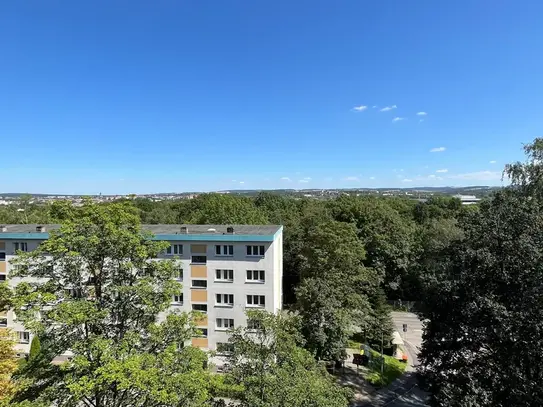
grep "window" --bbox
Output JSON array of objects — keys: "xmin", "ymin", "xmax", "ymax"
[
  {"xmin": 215, "ymin": 269, "xmax": 234, "ymax": 282},
  {"xmin": 0, "ymin": 274, "xmax": 6, "ymax": 281},
  {"xmin": 14, "ymin": 242, "xmax": 28, "ymax": 253},
  {"xmin": 0, "ymin": 253, "xmax": 5, "ymax": 261},
  {"xmin": 166, "ymin": 244, "xmax": 183, "ymax": 256},
  {"xmin": 246, "ymin": 270, "xmax": 265, "ymax": 283},
  {"xmin": 192, "ymin": 304, "xmax": 208, "ymax": 313},
  {"xmin": 246, "ymin": 245, "xmax": 265, "ymax": 256},
  {"xmin": 0, "ymin": 318, "xmax": 7, "ymax": 327},
  {"xmin": 18, "ymin": 331, "xmax": 30, "ymax": 344},
  {"xmin": 191, "ymin": 280, "xmax": 207, "ymax": 289},
  {"xmin": 247, "ymin": 319, "xmax": 262, "ymax": 330},
  {"xmin": 172, "ymin": 294, "xmax": 183, "ymax": 304},
  {"xmin": 197, "ymin": 328, "xmax": 208, "ymax": 338},
  {"xmin": 216, "ymin": 318, "xmax": 234, "ymax": 330},
  {"xmin": 215, "ymin": 245, "xmax": 234, "ymax": 256},
  {"xmin": 246, "ymin": 295, "xmax": 265, "ymax": 307},
  {"xmin": 191, "ymin": 255, "xmax": 207, "ymax": 264},
  {"xmin": 216, "ymin": 294, "xmax": 234, "ymax": 307},
  {"xmin": 172, "ymin": 268, "xmax": 183, "ymax": 280},
  {"xmin": 217, "ymin": 342, "xmax": 234, "ymax": 354}
]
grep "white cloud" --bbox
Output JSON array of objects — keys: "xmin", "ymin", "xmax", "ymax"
[
  {"xmin": 344, "ymin": 176, "xmax": 359, "ymax": 181},
  {"xmin": 239, "ymin": 181, "xmax": 245, "ymax": 184},
  {"xmin": 392, "ymin": 117, "xmax": 405, "ymax": 122},
  {"xmin": 416, "ymin": 111, "xmax": 427, "ymax": 116},
  {"xmin": 299, "ymin": 177, "xmax": 312, "ymax": 183},
  {"xmin": 428, "ymin": 174, "xmax": 436, "ymax": 179},
  {"xmin": 369, "ymin": 176, "xmax": 376, "ymax": 180},
  {"xmin": 352, "ymin": 105, "xmax": 367, "ymax": 112},
  {"xmin": 280, "ymin": 177, "xmax": 291, "ymax": 181},
  {"xmin": 402, "ymin": 178, "xmax": 413, "ymax": 182},
  {"xmin": 448, "ymin": 171, "xmax": 502, "ymax": 181},
  {"xmin": 430, "ymin": 147, "xmax": 446, "ymax": 153},
  {"xmin": 489, "ymin": 160, "xmax": 497, "ymax": 164},
  {"xmin": 231, "ymin": 179, "xmax": 237, "ymax": 182},
  {"xmin": 436, "ymin": 169, "xmax": 448, "ymax": 173},
  {"xmin": 372, "ymin": 105, "xmax": 378, "ymax": 108},
  {"xmin": 380, "ymin": 105, "xmax": 397, "ymax": 112}
]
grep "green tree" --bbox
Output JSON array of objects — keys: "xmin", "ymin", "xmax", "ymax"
[
  {"xmin": 0, "ymin": 329, "xmax": 19, "ymax": 405},
  {"xmin": 419, "ymin": 189, "xmax": 543, "ymax": 406},
  {"xmin": 10, "ymin": 200, "xmax": 211, "ymax": 407},
  {"xmin": 180, "ymin": 194, "xmax": 268, "ymax": 224},
  {"xmin": 224, "ymin": 310, "xmax": 351, "ymax": 407},
  {"xmin": 28, "ymin": 336, "xmax": 40, "ymax": 362},
  {"xmin": 328, "ymin": 196, "xmax": 418, "ymax": 300},
  {"xmin": 295, "ymin": 220, "xmax": 381, "ymax": 361}
]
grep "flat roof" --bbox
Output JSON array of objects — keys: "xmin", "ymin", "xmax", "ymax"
[{"xmin": 0, "ymin": 224, "xmax": 283, "ymax": 242}]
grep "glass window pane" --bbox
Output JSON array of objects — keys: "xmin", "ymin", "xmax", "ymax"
[
  {"xmin": 247, "ymin": 295, "xmax": 252, "ymax": 304},
  {"xmin": 228, "ymin": 270, "xmax": 233, "ymax": 280},
  {"xmin": 246, "ymin": 246, "xmax": 251, "ymax": 255},
  {"xmin": 260, "ymin": 270, "xmax": 265, "ymax": 281},
  {"xmin": 246, "ymin": 270, "xmax": 251, "ymax": 280},
  {"xmin": 259, "ymin": 246, "xmax": 265, "ymax": 256},
  {"xmin": 215, "ymin": 245, "xmax": 221, "ymax": 255},
  {"xmin": 228, "ymin": 245, "xmax": 233, "ymax": 255}
]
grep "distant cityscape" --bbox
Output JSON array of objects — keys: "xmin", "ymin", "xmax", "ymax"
[{"xmin": 0, "ymin": 185, "xmax": 498, "ymax": 206}]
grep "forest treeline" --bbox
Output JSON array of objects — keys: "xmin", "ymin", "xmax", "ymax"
[{"xmin": 0, "ymin": 190, "xmax": 474, "ymax": 305}]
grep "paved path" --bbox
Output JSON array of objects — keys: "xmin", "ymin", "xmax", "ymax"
[{"xmin": 354, "ymin": 312, "xmax": 428, "ymax": 407}]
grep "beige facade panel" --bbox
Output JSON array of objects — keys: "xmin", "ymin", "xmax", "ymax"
[
  {"xmin": 190, "ymin": 244, "xmax": 207, "ymax": 254},
  {"xmin": 190, "ymin": 265, "xmax": 207, "ymax": 278},
  {"xmin": 191, "ymin": 338, "xmax": 208, "ymax": 348},
  {"xmin": 191, "ymin": 289, "xmax": 207, "ymax": 302}
]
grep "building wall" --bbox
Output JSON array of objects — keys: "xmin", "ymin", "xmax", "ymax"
[{"xmin": 0, "ymin": 227, "xmax": 283, "ymax": 354}]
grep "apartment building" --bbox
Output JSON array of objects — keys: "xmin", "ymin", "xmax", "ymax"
[{"xmin": 0, "ymin": 224, "xmax": 283, "ymax": 355}]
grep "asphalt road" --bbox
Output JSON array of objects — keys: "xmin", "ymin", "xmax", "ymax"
[{"xmin": 386, "ymin": 312, "xmax": 428, "ymax": 407}]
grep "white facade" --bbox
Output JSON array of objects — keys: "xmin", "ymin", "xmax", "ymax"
[{"xmin": 0, "ymin": 225, "xmax": 283, "ymax": 354}]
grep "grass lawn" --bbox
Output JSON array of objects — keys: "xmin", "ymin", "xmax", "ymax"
[{"xmin": 362, "ymin": 350, "xmax": 406, "ymax": 387}]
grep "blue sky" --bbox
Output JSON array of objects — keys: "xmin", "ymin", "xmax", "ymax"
[{"xmin": 1, "ymin": 1, "xmax": 542, "ymax": 194}]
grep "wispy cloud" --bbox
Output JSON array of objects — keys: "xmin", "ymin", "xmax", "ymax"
[
  {"xmin": 380, "ymin": 105, "xmax": 397, "ymax": 112},
  {"xmin": 416, "ymin": 112, "xmax": 427, "ymax": 116},
  {"xmin": 344, "ymin": 176, "xmax": 359, "ymax": 181},
  {"xmin": 352, "ymin": 105, "xmax": 367, "ymax": 112},
  {"xmin": 448, "ymin": 171, "xmax": 502, "ymax": 181},
  {"xmin": 489, "ymin": 160, "xmax": 497, "ymax": 164},
  {"xmin": 372, "ymin": 105, "xmax": 378, "ymax": 109},
  {"xmin": 239, "ymin": 181, "xmax": 245, "ymax": 184},
  {"xmin": 280, "ymin": 177, "xmax": 291, "ymax": 182},
  {"xmin": 430, "ymin": 147, "xmax": 446, "ymax": 153},
  {"xmin": 402, "ymin": 178, "xmax": 413, "ymax": 183},
  {"xmin": 299, "ymin": 177, "xmax": 312, "ymax": 183},
  {"xmin": 436, "ymin": 169, "xmax": 448, "ymax": 173},
  {"xmin": 369, "ymin": 176, "xmax": 376, "ymax": 180},
  {"xmin": 392, "ymin": 117, "xmax": 405, "ymax": 122}
]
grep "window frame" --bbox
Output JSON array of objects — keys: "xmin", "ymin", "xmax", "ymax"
[
  {"xmin": 215, "ymin": 245, "xmax": 234, "ymax": 256},
  {"xmin": 172, "ymin": 294, "xmax": 183, "ymax": 304},
  {"xmin": 191, "ymin": 255, "xmax": 207, "ymax": 264},
  {"xmin": 14, "ymin": 242, "xmax": 28, "ymax": 253},
  {"xmin": 246, "ymin": 269, "xmax": 265, "ymax": 283},
  {"xmin": 166, "ymin": 244, "xmax": 183, "ymax": 256},
  {"xmin": 191, "ymin": 279, "xmax": 208, "ymax": 289},
  {"xmin": 216, "ymin": 342, "xmax": 234, "ymax": 354},
  {"xmin": 215, "ymin": 269, "xmax": 234, "ymax": 282},
  {"xmin": 216, "ymin": 293, "xmax": 234, "ymax": 307},
  {"xmin": 172, "ymin": 268, "xmax": 183, "ymax": 281},
  {"xmin": 0, "ymin": 274, "xmax": 6, "ymax": 281},
  {"xmin": 18, "ymin": 331, "xmax": 30, "ymax": 344},
  {"xmin": 246, "ymin": 245, "xmax": 265, "ymax": 257},
  {"xmin": 215, "ymin": 318, "xmax": 235, "ymax": 331},
  {"xmin": 246, "ymin": 295, "xmax": 265, "ymax": 308},
  {"xmin": 0, "ymin": 318, "xmax": 7, "ymax": 327},
  {"xmin": 192, "ymin": 304, "xmax": 208, "ymax": 314}
]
